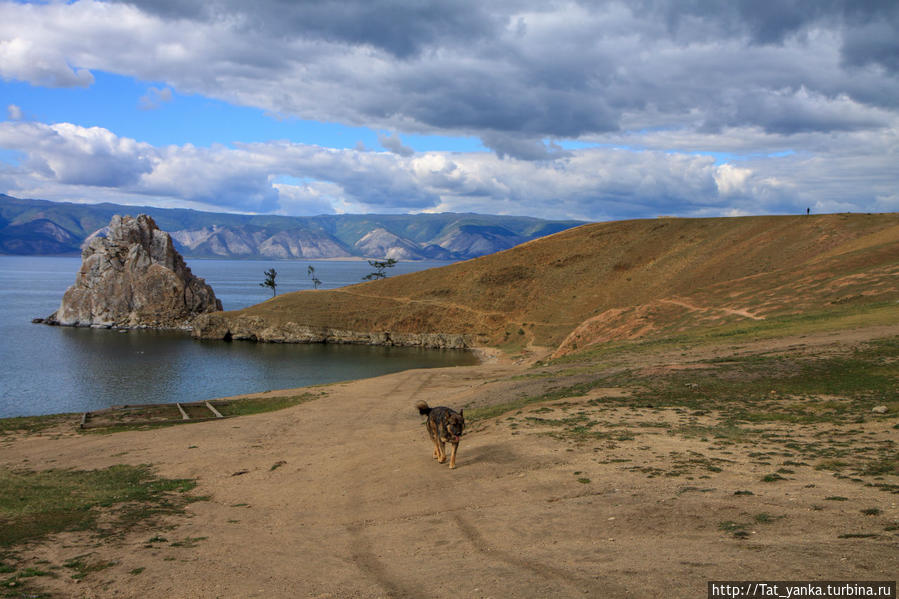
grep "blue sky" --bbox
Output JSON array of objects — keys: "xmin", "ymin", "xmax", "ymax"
[
  {"xmin": 2, "ymin": 72, "xmax": 486, "ymax": 152},
  {"xmin": 1, "ymin": 0, "xmax": 897, "ymax": 220}
]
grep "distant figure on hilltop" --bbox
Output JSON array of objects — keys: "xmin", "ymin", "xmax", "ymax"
[{"xmin": 41, "ymin": 214, "xmax": 222, "ymax": 329}]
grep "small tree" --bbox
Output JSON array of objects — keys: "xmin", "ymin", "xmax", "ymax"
[
  {"xmin": 260, "ymin": 267, "xmax": 278, "ymax": 297},
  {"xmin": 307, "ymin": 265, "xmax": 322, "ymax": 290},
  {"xmin": 363, "ymin": 258, "xmax": 397, "ymax": 281}
]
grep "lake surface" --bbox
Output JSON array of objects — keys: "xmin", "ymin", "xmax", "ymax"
[{"xmin": 0, "ymin": 256, "xmax": 476, "ymax": 418}]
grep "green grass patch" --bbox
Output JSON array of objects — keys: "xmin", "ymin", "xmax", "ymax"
[
  {"xmin": 214, "ymin": 393, "xmax": 316, "ymax": 418},
  {"xmin": 860, "ymin": 456, "xmax": 898, "ymax": 476},
  {"xmin": 466, "ymin": 381, "xmax": 605, "ymax": 422},
  {"xmin": 584, "ymin": 336, "xmax": 898, "ymax": 425},
  {"xmin": 815, "ymin": 459, "xmax": 850, "ymax": 472},
  {"xmin": 675, "ymin": 424, "xmax": 755, "ymax": 442},
  {"xmin": 63, "ymin": 555, "xmax": 116, "ymax": 580},
  {"xmin": 0, "ymin": 413, "xmax": 73, "ymax": 437},
  {"xmin": 81, "ymin": 393, "xmax": 318, "ymax": 434},
  {"xmin": 754, "ymin": 512, "xmax": 782, "ymax": 524},
  {"xmin": 0, "ymin": 465, "xmax": 200, "ymax": 547}
]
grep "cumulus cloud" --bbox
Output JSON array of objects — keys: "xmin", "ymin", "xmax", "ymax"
[
  {"xmin": 7, "ymin": 118, "xmax": 895, "ymax": 220},
  {"xmin": 0, "ymin": 36, "xmax": 94, "ymax": 87},
  {"xmin": 0, "ymin": 1, "xmax": 897, "ymax": 215},
  {"xmin": 1, "ymin": 0, "xmax": 897, "ymax": 160},
  {"xmin": 6, "ymin": 104, "xmax": 22, "ymax": 120},
  {"xmin": 0, "ymin": 121, "xmax": 154, "ymax": 187}
]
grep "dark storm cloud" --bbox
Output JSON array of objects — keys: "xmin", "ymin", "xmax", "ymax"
[
  {"xmin": 637, "ymin": 0, "xmax": 899, "ymax": 72},
  {"xmin": 5, "ymin": 0, "xmax": 899, "ymax": 159},
  {"xmin": 111, "ymin": 0, "xmax": 504, "ymax": 58}
]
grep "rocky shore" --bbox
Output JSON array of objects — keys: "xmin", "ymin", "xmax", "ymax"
[{"xmin": 191, "ymin": 312, "xmax": 472, "ymax": 349}]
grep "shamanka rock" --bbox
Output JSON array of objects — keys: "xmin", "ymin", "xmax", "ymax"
[{"xmin": 44, "ymin": 214, "xmax": 222, "ymax": 329}]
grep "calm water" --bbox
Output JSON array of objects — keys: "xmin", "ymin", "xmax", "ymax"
[{"xmin": 0, "ymin": 256, "xmax": 475, "ymax": 418}]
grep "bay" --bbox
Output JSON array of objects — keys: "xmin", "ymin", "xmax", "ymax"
[{"xmin": 0, "ymin": 256, "xmax": 476, "ymax": 418}]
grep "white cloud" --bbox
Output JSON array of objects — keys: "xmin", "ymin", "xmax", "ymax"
[
  {"xmin": 1, "ymin": 0, "xmax": 898, "ymax": 222},
  {"xmin": 0, "ymin": 36, "xmax": 94, "ymax": 87},
  {"xmin": 6, "ymin": 104, "xmax": 22, "ymax": 120},
  {"xmin": 0, "ymin": 119, "xmax": 822, "ymax": 220},
  {"xmin": 0, "ymin": 0, "xmax": 896, "ymax": 161},
  {"xmin": 714, "ymin": 164, "xmax": 752, "ymax": 196},
  {"xmin": 0, "ymin": 121, "xmax": 154, "ymax": 186}
]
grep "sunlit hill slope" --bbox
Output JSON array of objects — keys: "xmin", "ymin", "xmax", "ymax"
[{"xmin": 193, "ymin": 213, "xmax": 899, "ymax": 355}]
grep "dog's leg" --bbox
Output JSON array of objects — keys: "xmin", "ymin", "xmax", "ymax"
[
  {"xmin": 432, "ymin": 434, "xmax": 441, "ymax": 459},
  {"xmin": 449, "ymin": 441, "xmax": 459, "ymax": 469},
  {"xmin": 437, "ymin": 438, "xmax": 446, "ymax": 463}
]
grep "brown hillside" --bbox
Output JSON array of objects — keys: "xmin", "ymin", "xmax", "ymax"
[{"xmin": 195, "ymin": 213, "xmax": 899, "ymax": 353}]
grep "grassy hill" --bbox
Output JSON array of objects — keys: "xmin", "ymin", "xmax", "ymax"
[{"xmin": 201, "ymin": 213, "xmax": 899, "ymax": 354}]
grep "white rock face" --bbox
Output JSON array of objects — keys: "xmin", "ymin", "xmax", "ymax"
[
  {"xmin": 47, "ymin": 214, "xmax": 222, "ymax": 329},
  {"xmin": 354, "ymin": 227, "xmax": 422, "ymax": 260}
]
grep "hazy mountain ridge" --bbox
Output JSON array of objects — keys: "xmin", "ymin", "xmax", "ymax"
[{"xmin": 0, "ymin": 194, "xmax": 582, "ymax": 260}]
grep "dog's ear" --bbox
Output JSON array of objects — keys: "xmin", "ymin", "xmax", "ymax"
[{"xmin": 459, "ymin": 409, "xmax": 464, "ymax": 419}]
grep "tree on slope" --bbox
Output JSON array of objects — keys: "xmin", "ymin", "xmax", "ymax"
[
  {"xmin": 363, "ymin": 258, "xmax": 397, "ymax": 280},
  {"xmin": 260, "ymin": 267, "xmax": 278, "ymax": 297}
]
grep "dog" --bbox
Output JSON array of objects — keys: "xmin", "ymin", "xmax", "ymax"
[{"xmin": 416, "ymin": 401, "xmax": 464, "ymax": 469}]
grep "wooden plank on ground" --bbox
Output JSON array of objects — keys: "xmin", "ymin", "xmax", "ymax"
[{"xmin": 205, "ymin": 401, "xmax": 224, "ymax": 418}]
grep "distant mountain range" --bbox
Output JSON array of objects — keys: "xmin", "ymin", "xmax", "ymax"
[{"xmin": 0, "ymin": 194, "xmax": 583, "ymax": 261}]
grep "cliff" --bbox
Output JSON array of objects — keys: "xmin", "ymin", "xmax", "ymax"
[{"xmin": 43, "ymin": 214, "xmax": 222, "ymax": 329}]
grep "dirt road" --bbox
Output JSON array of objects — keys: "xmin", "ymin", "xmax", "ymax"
[{"xmin": 3, "ymin": 347, "xmax": 897, "ymax": 598}]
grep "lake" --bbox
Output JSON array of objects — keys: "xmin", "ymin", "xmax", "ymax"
[{"xmin": 0, "ymin": 256, "xmax": 477, "ymax": 418}]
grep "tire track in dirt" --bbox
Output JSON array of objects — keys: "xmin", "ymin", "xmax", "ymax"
[
  {"xmin": 345, "ymin": 522, "xmax": 425, "ymax": 599},
  {"xmin": 339, "ymin": 369, "xmax": 439, "ymax": 597},
  {"xmin": 450, "ymin": 513, "xmax": 604, "ymax": 596}
]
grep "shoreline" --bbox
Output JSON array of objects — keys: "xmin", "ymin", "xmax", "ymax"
[{"xmin": 0, "ymin": 343, "xmax": 488, "ymax": 422}]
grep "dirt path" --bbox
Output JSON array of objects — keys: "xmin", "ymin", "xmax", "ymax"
[
  {"xmin": 659, "ymin": 298, "xmax": 766, "ymax": 321},
  {"xmin": 334, "ymin": 288, "xmax": 583, "ymax": 327},
  {"xmin": 2, "ymin": 336, "xmax": 897, "ymax": 598}
]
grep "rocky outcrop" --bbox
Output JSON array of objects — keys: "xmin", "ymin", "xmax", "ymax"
[
  {"xmin": 44, "ymin": 214, "xmax": 222, "ymax": 329},
  {"xmin": 192, "ymin": 313, "xmax": 472, "ymax": 349}
]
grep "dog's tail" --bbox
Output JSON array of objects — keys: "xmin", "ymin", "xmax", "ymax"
[{"xmin": 415, "ymin": 400, "xmax": 431, "ymax": 415}]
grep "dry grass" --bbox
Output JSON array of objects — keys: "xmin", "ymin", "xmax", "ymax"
[{"xmin": 200, "ymin": 213, "xmax": 899, "ymax": 351}]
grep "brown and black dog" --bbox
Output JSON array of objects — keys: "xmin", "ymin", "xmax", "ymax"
[{"xmin": 416, "ymin": 401, "xmax": 464, "ymax": 469}]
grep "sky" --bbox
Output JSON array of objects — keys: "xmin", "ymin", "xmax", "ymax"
[{"xmin": 0, "ymin": 0, "xmax": 897, "ymax": 221}]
